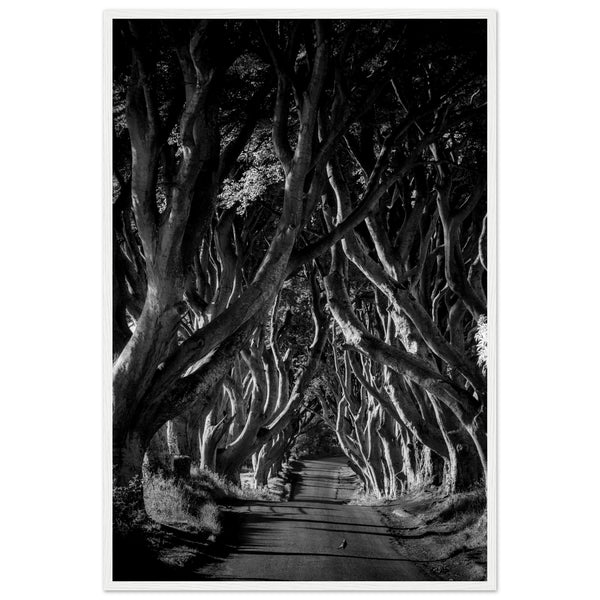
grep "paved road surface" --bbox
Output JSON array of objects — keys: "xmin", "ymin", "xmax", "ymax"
[{"xmin": 196, "ymin": 456, "xmax": 427, "ymax": 581}]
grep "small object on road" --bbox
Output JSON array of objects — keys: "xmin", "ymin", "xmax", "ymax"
[{"xmin": 337, "ymin": 538, "xmax": 347, "ymax": 550}]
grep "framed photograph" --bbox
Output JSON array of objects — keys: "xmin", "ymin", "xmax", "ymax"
[{"xmin": 104, "ymin": 9, "xmax": 496, "ymax": 590}]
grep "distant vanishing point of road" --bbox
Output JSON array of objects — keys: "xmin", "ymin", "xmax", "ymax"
[{"xmin": 195, "ymin": 456, "xmax": 427, "ymax": 581}]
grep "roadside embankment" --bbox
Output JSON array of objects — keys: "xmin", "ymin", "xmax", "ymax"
[
  {"xmin": 112, "ymin": 462, "xmax": 296, "ymax": 580},
  {"xmin": 377, "ymin": 487, "xmax": 487, "ymax": 581}
]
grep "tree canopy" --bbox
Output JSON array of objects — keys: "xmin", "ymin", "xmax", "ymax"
[{"xmin": 112, "ymin": 17, "xmax": 488, "ymax": 497}]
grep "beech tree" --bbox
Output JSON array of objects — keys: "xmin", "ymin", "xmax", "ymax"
[
  {"xmin": 112, "ymin": 18, "xmax": 488, "ymax": 502},
  {"xmin": 113, "ymin": 19, "xmax": 331, "ymax": 484}
]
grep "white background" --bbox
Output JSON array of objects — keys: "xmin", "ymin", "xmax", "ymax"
[{"xmin": 1, "ymin": 1, "xmax": 598, "ymax": 598}]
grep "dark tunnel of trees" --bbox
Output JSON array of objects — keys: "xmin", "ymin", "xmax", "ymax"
[{"xmin": 112, "ymin": 17, "xmax": 488, "ymax": 503}]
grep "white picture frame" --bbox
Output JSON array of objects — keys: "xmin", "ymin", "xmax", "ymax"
[{"xmin": 103, "ymin": 9, "xmax": 497, "ymax": 591}]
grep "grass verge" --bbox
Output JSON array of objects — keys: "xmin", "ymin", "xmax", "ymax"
[
  {"xmin": 112, "ymin": 463, "xmax": 293, "ymax": 580},
  {"xmin": 379, "ymin": 485, "xmax": 488, "ymax": 581}
]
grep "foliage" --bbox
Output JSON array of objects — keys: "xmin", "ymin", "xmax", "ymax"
[
  {"xmin": 433, "ymin": 483, "xmax": 487, "ymax": 524},
  {"xmin": 291, "ymin": 419, "xmax": 339, "ymax": 458},
  {"xmin": 219, "ymin": 131, "xmax": 284, "ymax": 215},
  {"xmin": 475, "ymin": 315, "xmax": 488, "ymax": 374},
  {"xmin": 191, "ymin": 465, "xmax": 277, "ymax": 501},
  {"xmin": 113, "ymin": 476, "xmax": 147, "ymax": 534},
  {"xmin": 349, "ymin": 491, "xmax": 388, "ymax": 506},
  {"xmin": 144, "ymin": 472, "xmax": 222, "ymax": 536}
]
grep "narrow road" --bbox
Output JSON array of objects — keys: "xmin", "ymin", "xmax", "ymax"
[{"xmin": 196, "ymin": 456, "xmax": 427, "ymax": 581}]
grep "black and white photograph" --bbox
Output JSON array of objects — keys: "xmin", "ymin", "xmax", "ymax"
[
  {"xmin": 8, "ymin": 2, "xmax": 600, "ymax": 599},
  {"xmin": 108, "ymin": 11, "xmax": 495, "ymax": 589}
]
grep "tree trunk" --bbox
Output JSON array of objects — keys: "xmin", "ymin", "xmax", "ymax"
[
  {"xmin": 145, "ymin": 424, "xmax": 173, "ymax": 474},
  {"xmin": 113, "ymin": 429, "xmax": 146, "ymax": 487}
]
